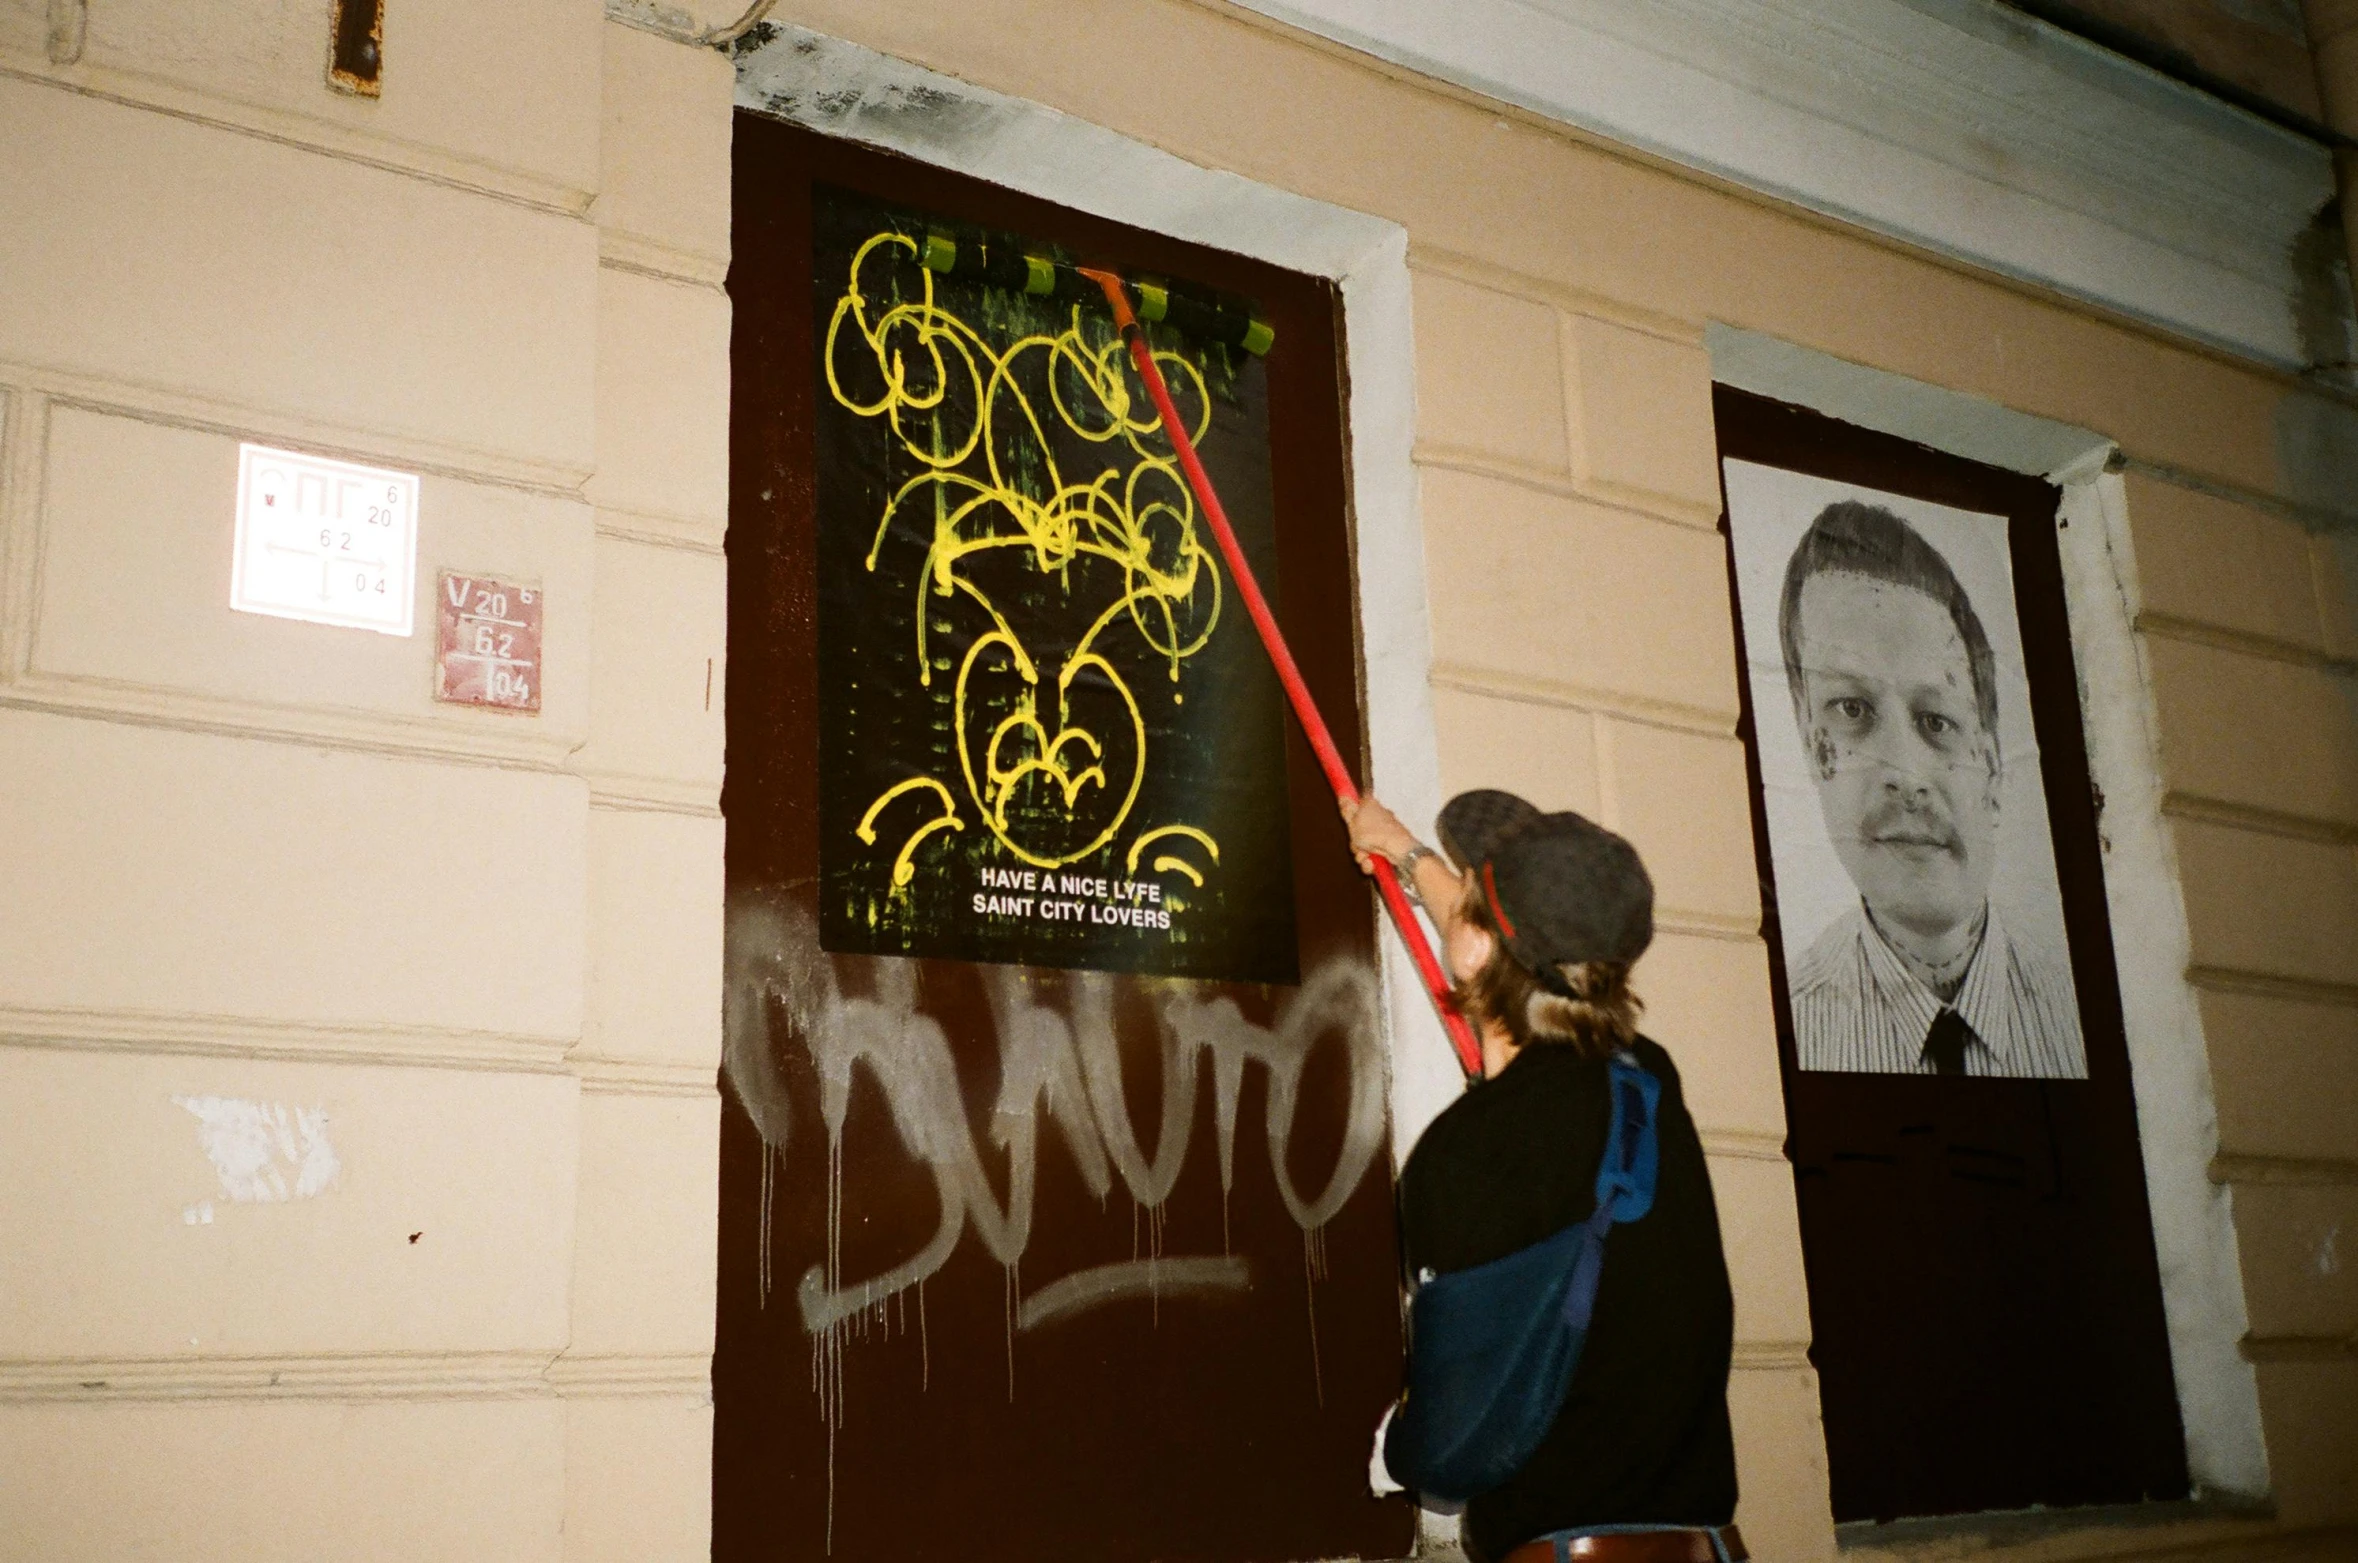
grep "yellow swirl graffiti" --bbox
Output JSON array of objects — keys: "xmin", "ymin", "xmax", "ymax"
[
  {"xmin": 1126, "ymin": 825, "xmax": 1220, "ymax": 888},
  {"xmin": 856, "ymin": 777, "xmax": 965, "ymax": 889},
  {"xmin": 826, "ymin": 230, "xmax": 1229, "ymax": 884}
]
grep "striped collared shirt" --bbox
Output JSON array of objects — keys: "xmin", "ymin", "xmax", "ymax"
[{"xmin": 1789, "ymin": 902, "xmax": 2087, "ymax": 1079}]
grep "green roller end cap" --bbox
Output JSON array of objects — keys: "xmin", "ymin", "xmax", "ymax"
[
  {"xmin": 921, "ymin": 233, "xmax": 957, "ymax": 273},
  {"xmin": 1135, "ymin": 281, "xmax": 1170, "ymax": 322},
  {"xmin": 1241, "ymin": 318, "xmax": 1276, "ymax": 356},
  {"xmin": 1023, "ymin": 255, "xmax": 1056, "ymax": 295}
]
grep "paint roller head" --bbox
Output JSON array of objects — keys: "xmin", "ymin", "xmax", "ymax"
[{"xmin": 918, "ymin": 230, "xmax": 1275, "ymax": 356}]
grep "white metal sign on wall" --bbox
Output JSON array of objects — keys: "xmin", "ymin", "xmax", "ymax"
[{"xmin": 231, "ymin": 443, "xmax": 418, "ymax": 635}]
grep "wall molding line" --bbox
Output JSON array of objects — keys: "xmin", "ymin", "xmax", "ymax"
[
  {"xmin": 0, "ymin": 1005, "xmax": 575, "ymax": 1077},
  {"xmin": 2121, "ymin": 456, "xmax": 2358, "ymax": 534},
  {"xmin": 1703, "ymin": 1129, "xmax": 1788, "ymax": 1164},
  {"xmin": 1730, "ymin": 1340, "xmax": 1811, "ymax": 1371},
  {"xmin": 2239, "ymin": 1334, "xmax": 2356, "ymax": 1364},
  {"xmin": 1428, "ymin": 660, "xmax": 1737, "ymax": 740},
  {"xmin": 0, "ymin": 1349, "xmax": 564, "ymax": 1404},
  {"xmin": 546, "ymin": 1351, "xmax": 711, "ymax": 1398},
  {"xmin": 0, "ymin": 54, "xmax": 595, "ymax": 221},
  {"xmin": 0, "ymin": 672, "xmax": 586, "ymax": 777},
  {"xmin": 0, "ymin": 1349, "xmax": 716, "ymax": 1404},
  {"xmin": 595, "ymin": 503, "xmax": 728, "ymax": 557},
  {"xmin": 572, "ymin": 1054, "xmax": 717, "ymax": 1098},
  {"xmin": 1656, "ymin": 909, "xmax": 1762, "ymax": 945},
  {"xmin": 1408, "ymin": 245, "xmax": 1705, "ymax": 346},
  {"xmin": 583, "ymin": 772, "xmax": 724, "ymax": 817},
  {"xmin": 599, "ymin": 254, "xmax": 726, "ymax": 293},
  {"xmin": 2136, "ymin": 612, "xmax": 2351, "ymax": 677},
  {"xmin": 1414, "ymin": 443, "xmax": 1724, "ymax": 534},
  {"xmin": 0, "ymin": 363, "xmax": 594, "ymax": 503},
  {"xmin": 2184, "ymin": 965, "xmax": 2358, "ymax": 1011},
  {"xmin": 2210, "ymin": 1153, "xmax": 2358, "ymax": 1189},
  {"xmin": 598, "ymin": 228, "xmax": 730, "ymax": 291},
  {"xmin": 2160, "ymin": 792, "xmax": 2358, "ymax": 849}
]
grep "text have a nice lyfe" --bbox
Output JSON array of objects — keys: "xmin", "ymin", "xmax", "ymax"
[{"xmin": 973, "ymin": 865, "xmax": 1174, "ymax": 930}]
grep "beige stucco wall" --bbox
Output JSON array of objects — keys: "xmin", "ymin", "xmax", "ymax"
[
  {"xmin": 0, "ymin": 1, "xmax": 730, "ymax": 1558},
  {"xmin": 0, "ymin": 0, "xmax": 2351, "ymax": 1559}
]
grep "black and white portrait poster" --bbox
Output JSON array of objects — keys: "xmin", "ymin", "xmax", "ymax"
[{"xmin": 1724, "ymin": 460, "xmax": 2088, "ymax": 1080}]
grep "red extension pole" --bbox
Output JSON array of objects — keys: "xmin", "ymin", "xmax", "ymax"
[{"xmin": 1079, "ymin": 269, "xmax": 1483, "ymax": 1081}]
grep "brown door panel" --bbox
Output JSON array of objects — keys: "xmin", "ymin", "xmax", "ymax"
[
  {"xmin": 1713, "ymin": 388, "xmax": 2187, "ymax": 1523},
  {"xmin": 717, "ymin": 113, "xmax": 1414, "ymax": 1563}
]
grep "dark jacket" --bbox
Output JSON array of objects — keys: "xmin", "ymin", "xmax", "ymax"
[{"xmin": 1398, "ymin": 1038, "xmax": 1738, "ymax": 1561}]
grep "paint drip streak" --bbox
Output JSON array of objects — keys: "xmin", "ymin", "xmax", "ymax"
[
  {"xmin": 758, "ymin": 1147, "xmax": 777, "ymax": 1306},
  {"xmin": 1304, "ymin": 1226, "xmax": 1325, "ymax": 1408}
]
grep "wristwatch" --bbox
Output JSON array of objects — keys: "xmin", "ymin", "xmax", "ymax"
[{"xmin": 1394, "ymin": 844, "xmax": 1440, "ymax": 906}]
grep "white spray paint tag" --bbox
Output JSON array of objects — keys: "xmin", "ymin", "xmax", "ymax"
[{"xmin": 175, "ymin": 1096, "xmax": 340, "ymax": 1212}]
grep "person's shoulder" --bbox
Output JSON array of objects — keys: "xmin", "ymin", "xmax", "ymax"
[
  {"xmin": 1628, "ymin": 1036, "xmax": 1715, "ymax": 1130},
  {"xmin": 1985, "ymin": 909, "xmax": 2087, "ymax": 1069},
  {"xmin": 1398, "ymin": 1067, "xmax": 1535, "ymax": 1230},
  {"xmin": 1993, "ymin": 912, "xmax": 2075, "ymax": 989},
  {"xmin": 1625, "ymin": 1034, "xmax": 1682, "ymax": 1088},
  {"xmin": 1788, "ymin": 905, "xmax": 1866, "ymax": 999},
  {"xmin": 1403, "ymin": 1046, "xmax": 1591, "ymax": 1167},
  {"xmin": 1400, "ymin": 1063, "xmax": 1514, "ymax": 1178},
  {"xmin": 1785, "ymin": 911, "xmax": 1877, "ymax": 1072}
]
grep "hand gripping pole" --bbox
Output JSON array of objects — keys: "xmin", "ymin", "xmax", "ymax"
[{"xmin": 1078, "ymin": 269, "xmax": 1483, "ymax": 1081}]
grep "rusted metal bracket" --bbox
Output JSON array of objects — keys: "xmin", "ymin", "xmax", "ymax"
[{"xmin": 329, "ymin": 0, "xmax": 383, "ymax": 97}]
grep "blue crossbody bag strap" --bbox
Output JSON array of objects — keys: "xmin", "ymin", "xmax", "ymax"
[
  {"xmin": 1385, "ymin": 1049, "xmax": 1662, "ymax": 1502},
  {"xmin": 1598, "ymin": 1051, "xmax": 1662, "ymax": 1219},
  {"xmin": 1562, "ymin": 1051, "xmax": 1661, "ymax": 1334}
]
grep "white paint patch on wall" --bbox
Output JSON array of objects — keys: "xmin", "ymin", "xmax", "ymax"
[
  {"xmin": 174, "ymin": 1095, "xmax": 340, "ymax": 1210},
  {"xmin": 2062, "ymin": 470, "xmax": 2270, "ymax": 1502}
]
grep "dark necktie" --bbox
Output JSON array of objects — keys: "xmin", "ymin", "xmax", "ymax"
[{"xmin": 1922, "ymin": 1008, "xmax": 1978, "ymax": 1075}]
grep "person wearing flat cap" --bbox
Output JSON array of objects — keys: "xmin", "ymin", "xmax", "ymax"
[{"xmin": 1346, "ymin": 790, "xmax": 1741, "ymax": 1563}]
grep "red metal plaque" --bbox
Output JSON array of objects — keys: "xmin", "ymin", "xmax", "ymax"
[{"xmin": 435, "ymin": 572, "xmax": 541, "ymax": 712}]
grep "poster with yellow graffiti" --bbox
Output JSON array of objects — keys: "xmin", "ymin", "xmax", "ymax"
[{"xmin": 812, "ymin": 187, "xmax": 1300, "ymax": 985}]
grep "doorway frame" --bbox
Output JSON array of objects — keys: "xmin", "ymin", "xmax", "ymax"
[
  {"xmin": 1708, "ymin": 325, "xmax": 2274, "ymax": 1509},
  {"xmin": 729, "ymin": 21, "xmax": 1466, "ymax": 1152}
]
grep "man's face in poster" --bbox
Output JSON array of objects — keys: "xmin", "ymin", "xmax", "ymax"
[{"xmin": 1791, "ymin": 571, "xmax": 2001, "ymax": 946}]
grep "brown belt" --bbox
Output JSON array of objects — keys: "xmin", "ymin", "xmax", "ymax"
[{"xmin": 1502, "ymin": 1525, "xmax": 1747, "ymax": 1563}]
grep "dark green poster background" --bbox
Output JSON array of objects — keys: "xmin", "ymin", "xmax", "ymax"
[{"xmin": 812, "ymin": 186, "xmax": 1300, "ymax": 985}]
